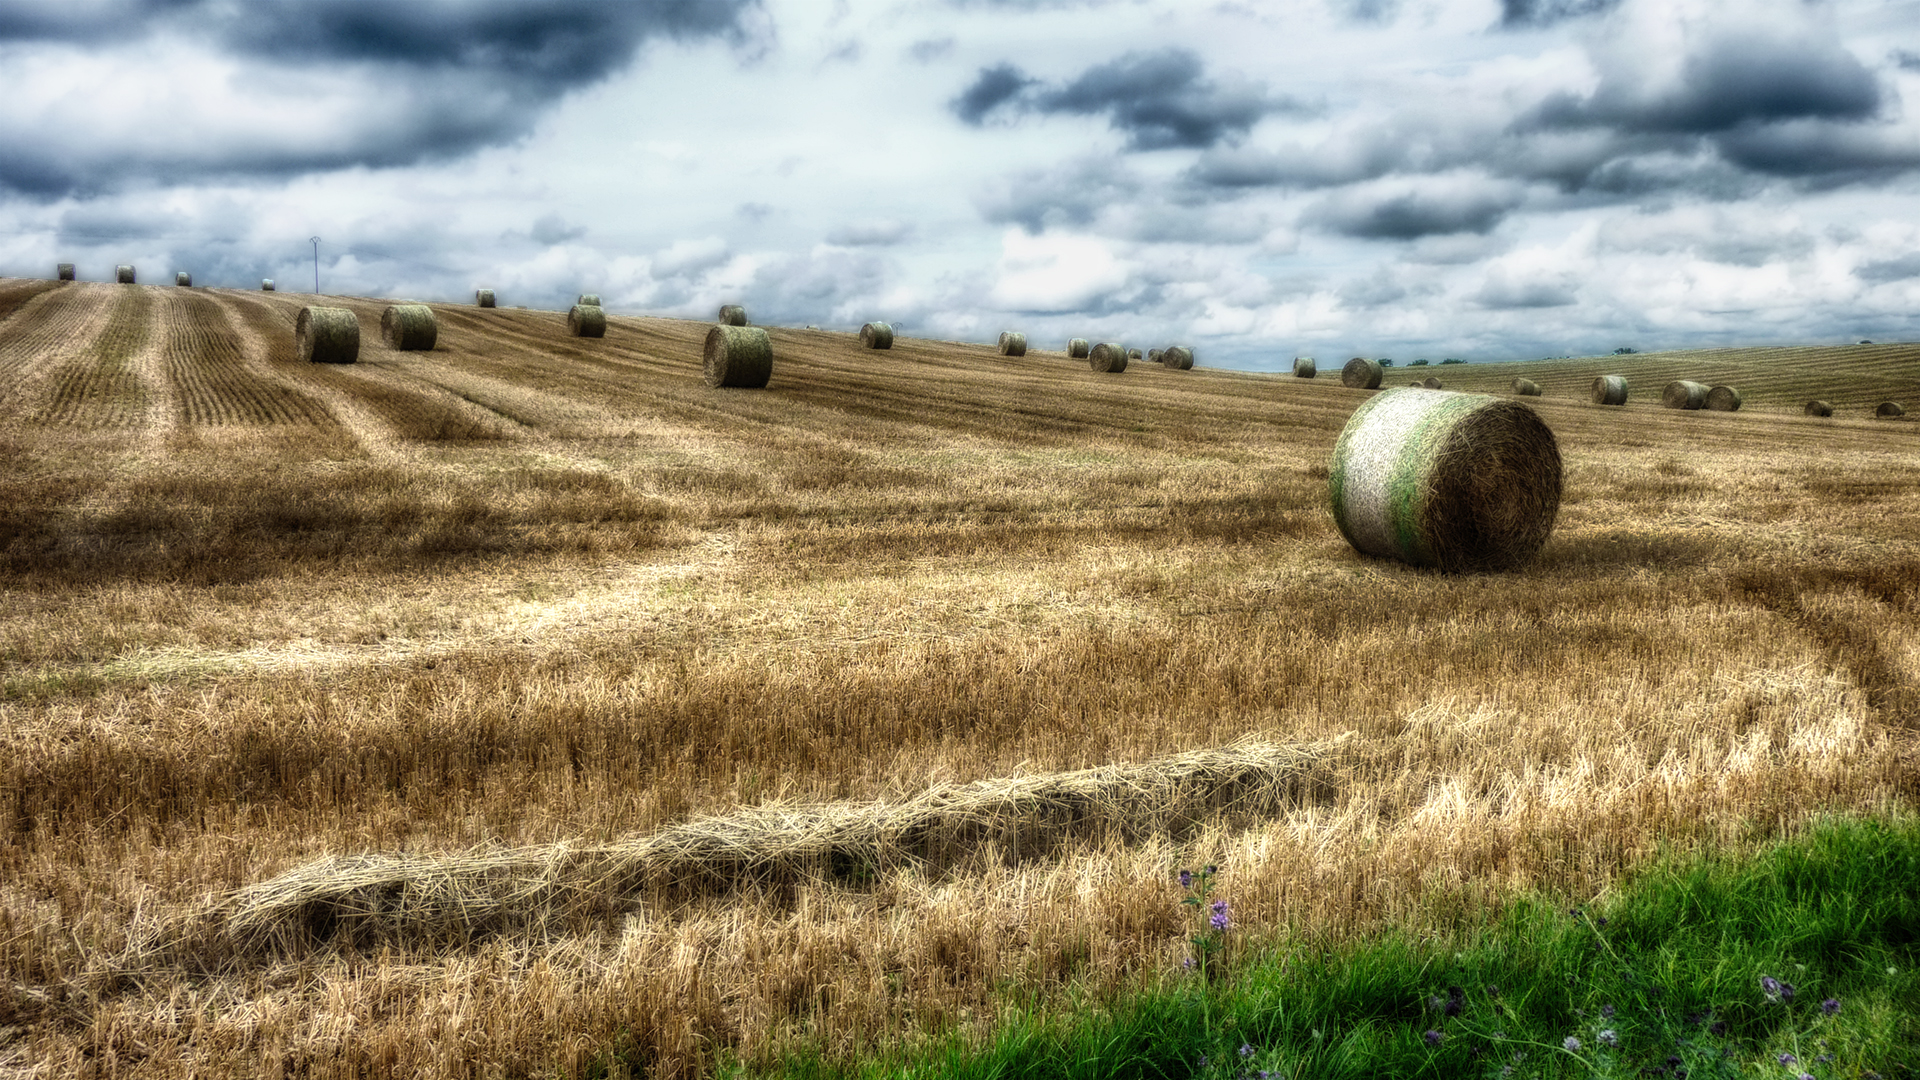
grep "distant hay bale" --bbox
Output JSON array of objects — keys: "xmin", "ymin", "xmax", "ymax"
[
  {"xmin": 475, "ymin": 289, "xmax": 495, "ymax": 308},
  {"xmin": 380, "ymin": 304, "xmax": 438, "ymax": 351},
  {"xmin": 860, "ymin": 321, "xmax": 894, "ymax": 349},
  {"xmin": 1163, "ymin": 345, "xmax": 1194, "ymax": 371},
  {"xmin": 1329, "ymin": 387, "xmax": 1563, "ymax": 572},
  {"xmin": 577, "ymin": 294, "xmax": 601, "ymax": 307},
  {"xmin": 1591, "ymin": 375, "xmax": 1628, "ymax": 405},
  {"xmin": 568, "ymin": 304, "xmax": 607, "ymax": 339},
  {"xmin": 1148, "ymin": 348, "xmax": 1164, "ymax": 364},
  {"xmin": 1804, "ymin": 400, "xmax": 1833, "ymax": 417},
  {"xmin": 1067, "ymin": 338, "xmax": 1090, "ymax": 358},
  {"xmin": 1705, "ymin": 385, "xmax": 1742, "ymax": 412},
  {"xmin": 1876, "ymin": 401, "xmax": 1906, "ymax": 418},
  {"xmin": 116, "ymin": 265, "xmax": 135, "ymax": 284},
  {"xmin": 1409, "ymin": 379, "xmax": 1425, "ymax": 387},
  {"xmin": 261, "ymin": 279, "xmax": 274, "ymax": 291},
  {"xmin": 1423, "ymin": 376, "xmax": 1443, "ymax": 390},
  {"xmin": 718, "ymin": 304, "xmax": 748, "ymax": 326},
  {"xmin": 1512, "ymin": 378, "xmax": 1541, "ymax": 396},
  {"xmin": 1127, "ymin": 347, "xmax": 1143, "ymax": 361},
  {"xmin": 1089, "ymin": 342, "xmax": 1129, "ymax": 373},
  {"xmin": 998, "ymin": 331, "xmax": 1027, "ymax": 357},
  {"xmin": 704, "ymin": 324, "xmax": 773, "ymax": 388},
  {"xmin": 1294, "ymin": 357, "xmax": 1316, "ymax": 378},
  {"xmin": 56, "ymin": 263, "xmax": 74, "ymax": 281},
  {"xmin": 296, "ymin": 306, "xmax": 360, "ymax": 364},
  {"xmin": 1341, "ymin": 357, "xmax": 1383, "ymax": 389},
  {"xmin": 175, "ymin": 272, "xmax": 191, "ymax": 287},
  {"xmin": 1662, "ymin": 380, "xmax": 1708, "ymax": 409}
]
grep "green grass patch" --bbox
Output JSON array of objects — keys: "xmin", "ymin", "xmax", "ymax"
[{"xmin": 721, "ymin": 814, "xmax": 1920, "ymax": 1080}]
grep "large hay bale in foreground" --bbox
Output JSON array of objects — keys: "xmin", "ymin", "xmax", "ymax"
[
  {"xmin": 1329, "ymin": 387, "xmax": 1562, "ymax": 572},
  {"xmin": 261, "ymin": 279, "xmax": 274, "ymax": 291},
  {"xmin": 1162, "ymin": 345, "xmax": 1194, "ymax": 370},
  {"xmin": 380, "ymin": 304, "xmax": 438, "ymax": 351},
  {"xmin": 1877, "ymin": 401, "xmax": 1906, "ymax": 418},
  {"xmin": 1341, "ymin": 357, "xmax": 1383, "ymax": 389},
  {"xmin": 1662, "ymin": 380, "xmax": 1708, "ymax": 409},
  {"xmin": 1422, "ymin": 376, "xmax": 1443, "ymax": 390},
  {"xmin": 1512, "ymin": 377, "xmax": 1541, "ymax": 396},
  {"xmin": 568, "ymin": 304, "xmax": 606, "ymax": 338},
  {"xmin": 718, "ymin": 304, "xmax": 748, "ymax": 326},
  {"xmin": 860, "ymin": 321, "xmax": 893, "ymax": 349},
  {"xmin": 175, "ymin": 271, "xmax": 191, "ymax": 287},
  {"xmin": 577, "ymin": 293, "xmax": 601, "ymax": 307},
  {"xmin": 57, "ymin": 263, "xmax": 74, "ymax": 281},
  {"xmin": 475, "ymin": 289, "xmax": 496, "ymax": 308},
  {"xmin": 1805, "ymin": 400, "xmax": 1833, "ymax": 417},
  {"xmin": 296, "ymin": 306, "xmax": 359, "ymax": 364},
  {"xmin": 1067, "ymin": 338, "xmax": 1090, "ymax": 358},
  {"xmin": 1294, "ymin": 357, "xmax": 1316, "ymax": 378},
  {"xmin": 1089, "ymin": 342, "xmax": 1128, "ymax": 372},
  {"xmin": 1705, "ymin": 385, "xmax": 1742, "ymax": 412},
  {"xmin": 704, "ymin": 324, "xmax": 772, "ymax": 388},
  {"xmin": 1591, "ymin": 375, "xmax": 1628, "ymax": 405},
  {"xmin": 116, "ymin": 265, "xmax": 135, "ymax": 284},
  {"xmin": 998, "ymin": 331, "xmax": 1028, "ymax": 357}
]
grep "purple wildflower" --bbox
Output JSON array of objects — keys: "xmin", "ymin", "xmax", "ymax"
[
  {"xmin": 1210, "ymin": 899, "xmax": 1230, "ymax": 931},
  {"xmin": 1822, "ymin": 997, "xmax": 1841, "ymax": 1015},
  {"xmin": 1240, "ymin": 1044, "xmax": 1254, "ymax": 1059},
  {"xmin": 1597, "ymin": 1029, "xmax": 1618, "ymax": 1048},
  {"xmin": 1424, "ymin": 1029, "xmax": 1444, "ymax": 1047},
  {"xmin": 1179, "ymin": 869, "xmax": 1192, "ymax": 889},
  {"xmin": 1762, "ymin": 975, "xmax": 1784, "ymax": 999},
  {"xmin": 1779, "ymin": 1053, "xmax": 1797, "ymax": 1066},
  {"xmin": 1799, "ymin": 1075, "xmax": 1815, "ymax": 1080},
  {"xmin": 1601, "ymin": 1003, "xmax": 1615, "ymax": 1019},
  {"xmin": 1563, "ymin": 1036, "xmax": 1582, "ymax": 1052},
  {"xmin": 1205, "ymin": 864, "xmax": 1218, "ymax": 875}
]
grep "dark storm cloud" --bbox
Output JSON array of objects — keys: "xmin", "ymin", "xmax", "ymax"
[
  {"xmin": 952, "ymin": 49, "xmax": 1302, "ymax": 150},
  {"xmin": 977, "ymin": 161, "xmax": 1144, "ymax": 232},
  {"xmin": 1854, "ymin": 254, "xmax": 1920, "ymax": 284},
  {"xmin": 1896, "ymin": 50, "xmax": 1920, "ymax": 72},
  {"xmin": 1497, "ymin": 0, "xmax": 1622, "ymax": 29},
  {"xmin": 1305, "ymin": 184, "xmax": 1524, "ymax": 240},
  {"xmin": 1475, "ymin": 273, "xmax": 1577, "ymax": 308}
]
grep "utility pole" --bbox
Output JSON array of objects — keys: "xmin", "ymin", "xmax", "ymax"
[{"xmin": 310, "ymin": 236, "xmax": 321, "ymax": 294}]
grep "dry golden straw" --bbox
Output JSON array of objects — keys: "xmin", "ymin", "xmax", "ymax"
[
  {"xmin": 1662, "ymin": 380, "xmax": 1708, "ymax": 410},
  {"xmin": 1591, "ymin": 375, "xmax": 1628, "ymax": 405},
  {"xmin": 703, "ymin": 324, "xmax": 773, "ymax": 389},
  {"xmin": 1294, "ymin": 357, "xmax": 1316, "ymax": 379},
  {"xmin": 1341, "ymin": 357, "xmax": 1382, "ymax": 389},
  {"xmin": 475, "ymin": 289, "xmax": 496, "ymax": 308},
  {"xmin": 1705, "ymin": 385, "xmax": 1742, "ymax": 412},
  {"xmin": 1067, "ymin": 338, "xmax": 1090, "ymax": 359},
  {"xmin": 569, "ymin": 304, "xmax": 607, "ymax": 339},
  {"xmin": 718, "ymin": 305, "xmax": 748, "ymax": 327},
  {"xmin": 860, "ymin": 322, "xmax": 894, "ymax": 349},
  {"xmin": 1089, "ymin": 342, "xmax": 1129, "ymax": 373},
  {"xmin": 115, "ymin": 264, "xmax": 135, "ymax": 284},
  {"xmin": 1328, "ymin": 387, "xmax": 1562, "ymax": 572},
  {"xmin": 381, "ymin": 304, "xmax": 439, "ymax": 351},
  {"xmin": 1162, "ymin": 346, "xmax": 1194, "ymax": 371},
  {"xmin": 1512, "ymin": 378, "xmax": 1540, "ymax": 396},
  {"xmin": 295, "ymin": 306, "xmax": 360, "ymax": 364},
  {"xmin": 998, "ymin": 331, "xmax": 1028, "ymax": 357}
]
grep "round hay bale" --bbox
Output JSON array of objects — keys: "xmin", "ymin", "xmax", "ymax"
[
  {"xmin": 1876, "ymin": 401, "xmax": 1906, "ymax": 418},
  {"xmin": 261, "ymin": 279, "xmax": 275, "ymax": 291},
  {"xmin": 296, "ymin": 306, "xmax": 359, "ymax": 364},
  {"xmin": 1422, "ymin": 376, "xmax": 1443, "ymax": 390},
  {"xmin": 56, "ymin": 263, "xmax": 75, "ymax": 281},
  {"xmin": 1148, "ymin": 348, "xmax": 1164, "ymax": 364},
  {"xmin": 998, "ymin": 331, "xmax": 1028, "ymax": 357},
  {"xmin": 475, "ymin": 289, "xmax": 496, "ymax": 308},
  {"xmin": 1341, "ymin": 357, "xmax": 1383, "ymax": 389},
  {"xmin": 1512, "ymin": 378, "xmax": 1541, "ymax": 396},
  {"xmin": 175, "ymin": 272, "xmax": 191, "ymax": 287},
  {"xmin": 704, "ymin": 324, "xmax": 772, "ymax": 388},
  {"xmin": 1328, "ymin": 387, "xmax": 1562, "ymax": 572},
  {"xmin": 568, "ymin": 304, "xmax": 607, "ymax": 338},
  {"xmin": 1089, "ymin": 342, "xmax": 1129, "ymax": 373},
  {"xmin": 1705, "ymin": 385, "xmax": 1742, "ymax": 412},
  {"xmin": 1591, "ymin": 375, "xmax": 1628, "ymax": 405},
  {"xmin": 860, "ymin": 321, "xmax": 894, "ymax": 349},
  {"xmin": 115, "ymin": 265, "xmax": 135, "ymax": 284},
  {"xmin": 1409, "ymin": 379, "xmax": 1426, "ymax": 387},
  {"xmin": 577, "ymin": 294, "xmax": 601, "ymax": 307},
  {"xmin": 1804, "ymin": 400, "xmax": 1833, "ymax": 417},
  {"xmin": 1067, "ymin": 338, "xmax": 1090, "ymax": 359},
  {"xmin": 1294, "ymin": 357, "xmax": 1317, "ymax": 379},
  {"xmin": 1127, "ymin": 347, "xmax": 1143, "ymax": 361},
  {"xmin": 1662, "ymin": 380, "xmax": 1708, "ymax": 409},
  {"xmin": 1163, "ymin": 345, "xmax": 1194, "ymax": 371},
  {"xmin": 380, "ymin": 303, "xmax": 438, "ymax": 351},
  {"xmin": 718, "ymin": 304, "xmax": 748, "ymax": 326}
]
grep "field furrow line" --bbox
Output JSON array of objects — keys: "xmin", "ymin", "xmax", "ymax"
[
  {"xmin": 165, "ymin": 292, "xmax": 341, "ymax": 429},
  {"xmin": 31, "ymin": 286, "xmax": 157, "ymax": 429},
  {"xmin": 0, "ymin": 287, "xmax": 121, "ymax": 422}
]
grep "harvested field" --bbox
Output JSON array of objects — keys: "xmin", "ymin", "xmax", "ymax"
[{"xmin": 0, "ymin": 277, "xmax": 1915, "ymax": 1079}]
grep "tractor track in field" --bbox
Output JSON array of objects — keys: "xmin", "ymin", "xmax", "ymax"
[
  {"xmin": 0, "ymin": 285, "xmax": 121, "ymax": 420},
  {"xmin": 161, "ymin": 291, "xmax": 339, "ymax": 428},
  {"xmin": 28, "ymin": 285, "xmax": 164, "ymax": 430}
]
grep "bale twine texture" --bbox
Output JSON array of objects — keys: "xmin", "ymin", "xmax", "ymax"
[
  {"xmin": 1067, "ymin": 338, "xmax": 1090, "ymax": 358},
  {"xmin": 1162, "ymin": 346, "xmax": 1194, "ymax": 371},
  {"xmin": 1705, "ymin": 385, "xmax": 1742, "ymax": 412},
  {"xmin": 718, "ymin": 304, "xmax": 748, "ymax": 326},
  {"xmin": 577, "ymin": 293, "xmax": 601, "ymax": 307},
  {"xmin": 57, "ymin": 263, "xmax": 74, "ymax": 281},
  {"xmin": 1089, "ymin": 342, "xmax": 1129, "ymax": 373},
  {"xmin": 1662, "ymin": 380, "xmax": 1708, "ymax": 409},
  {"xmin": 1805, "ymin": 400, "xmax": 1833, "ymax": 417},
  {"xmin": 1294, "ymin": 357, "xmax": 1317, "ymax": 378},
  {"xmin": 704, "ymin": 324, "xmax": 773, "ymax": 389},
  {"xmin": 1512, "ymin": 378, "xmax": 1541, "ymax": 396},
  {"xmin": 568, "ymin": 304, "xmax": 607, "ymax": 338},
  {"xmin": 1328, "ymin": 387, "xmax": 1562, "ymax": 572},
  {"xmin": 1877, "ymin": 401, "xmax": 1906, "ymax": 418},
  {"xmin": 380, "ymin": 304, "xmax": 438, "ymax": 351},
  {"xmin": 261, "ymin": 279, "xmax": 274, "ymax": 291},
  {"xmin": 998, "ymin": 331, "xmax": 1028, "ymax": 357},
  {"xmin": 1591, "ymin": 375, "xmax": 1628, "ymax": 405},
  {"xmin": 296, "ymin": 306, "xmax": 360, "ymax": 364},
  {"xmin": 475, "ymin": 289, "xmax": 495, "ymax": 308},
  {"xmin": 115, "ymin": 265, "xmax": 135, "ymax": 284},
  {"xmin": 860, "ymin": 321, "xmax": 894, "ymax": 349},
  {"xmin": 1341, "ymin": 357, "xmax": 1383, "ymax": 389},
  {"xmin": 1422, "ymin": 376, "xmax": 1443, "ymax": 390}
]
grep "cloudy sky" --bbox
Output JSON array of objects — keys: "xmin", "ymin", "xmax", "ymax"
[{"xmin": 5, "ymin": 0, "xmax": 1920, "ymax": 369}]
